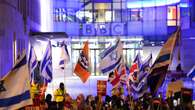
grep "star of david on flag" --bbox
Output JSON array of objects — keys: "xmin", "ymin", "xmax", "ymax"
[{"xmin": 100, "ymin": 39, "xmax": 123, "ymax": 74}]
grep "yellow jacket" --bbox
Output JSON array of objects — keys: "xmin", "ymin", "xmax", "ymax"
[
  {"xmin": 30, "ymin": 84, "xmax": 39, "ymax": 99},
  {"xmin": 54, "ymin": 88, "xmax": 66, "ymax": 102}
]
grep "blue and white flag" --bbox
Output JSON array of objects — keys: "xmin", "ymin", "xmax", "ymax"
[
  {"xmin": 140, "ymin": 53, "xmax": 152, "ymax": 72},
  {"xmin": 129, "ymin": 54, "xmax": 152, "ymax": 99},
  {"xmin": 131, "ymin": 71, "xmax": 149, "ymax": 99},
  {"xmin": 99, "ymin": 39, "xmax": 123, "ymax": 74},
  {"xmin": 0, "ymin": 53, "xmax": 32, "ymax": 109},
  {"xmin": 40, "ymin": 41, "xmax": 53, "ymax": 82},
  {"xmin": 28, "ymin": 45, "xmax": 38, "ymax": 84},
  {"xmin": 187, "ymin": 65, "xmax": 195, "ymax": 78},
  {"xmin": 59, "ymin": 43, "xmax": 70, "ymax": 69}
]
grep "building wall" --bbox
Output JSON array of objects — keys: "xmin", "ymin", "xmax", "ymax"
[
  {"xmin": 180, "ymin": 0, "xmax": 195, "ymax": 71},
  {"xmin": 0, "ymin": 0, "xmax": 41, "ymax": 78},
  {"xmin": 52, "ymin": 0, "xmax": 179, "ymax": 41}
]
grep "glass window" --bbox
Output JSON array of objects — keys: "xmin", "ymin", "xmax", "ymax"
[
  {"xmin": 71, "ymin": 38, "xmax": 143, "ymax": 76},
  {"xmin": 126, "ymin": 49, "xmax": 134, "ymax": 66},
  {"xmin": 54, "ymin": 8, "xmax": 77, "ymax": 22},
  {"xmin": 167, "ymin": 6, "xmax": 177, "ymax": 26},
  {"xmin": 72, "ymin": 49, "xmax": 80, "ymax": 76},
  {"xmin": 177, "ymin": 6, "xmax": 180, "ymax": 26},
  {"xmin": 94, "ymin": 9, "xmax": 106, "ymax": 22},
  {"xmin": 129, "ymin": 9, "xmax": 143, "ymax": 21},
  {"xmin": 113, "ymin": 3, "xmax": 121, "ymax": 9},
  {"xmin": 122, "ymin": 10, "xmax": 127, "ymax": 22},
  {"xmin": 95, "ymin": 3, "xmax": 111, "ymax": 10},
  {"xmin": 95, "ymin": 50, "xmax": 101, "ymax": 76},
  {"xmin": 90, "ymin": 49, "xmax": 95, "ymax": 75},
  {"xmin": 113, "ymin": 10, "xmax": 122, "ymax": 22},
  {"xmin": 66, "ymin": 8, "xmax": 76, "ymax": 22},
  {"xmin": 76, "ymin": 10, "xmax": 93, "ymax": 23},
  {"xmin": 105, "ymin": 10, "xmax": 112, "ymax": 22}
]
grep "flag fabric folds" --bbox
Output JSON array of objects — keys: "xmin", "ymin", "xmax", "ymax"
[
  {"xmin": 187, "ymin": 65, "xmax": 195, "ymax": 78},
  {"xmin": 100, "ymin": 39, "xmax": 123, "ymax": 74},
  {"xmin": 108, "ymin": 70, "xmax": 121, "ymax": 88},
  {"xmin": 140, "ymin": 53, "xmax": 152, "ymax": 72},
  {"xmin": 130, "ymin": 71, "xmax": 149, "ymax": 99},
  {"xmin": 129, "ymin": 53, "xmax": 142, "ymax": 83},
  {"xmin": 40, "ymin": 41, "xmax": 53, "ymax": 82},
  {"xmin": 28, "ymin": 46, "xmax": 38, "ymax": 85},
  {"xmin": 129, "ymin": 54, "xmax": 152, "ymax": 99},
  {"xmin": 108, "ymin": 64, "xmax": 127, "ymax": 88},
  {"xmin": 148, "ymin": 28, "xmax": 180, "ymax": 95},
  {"xmin": 59, "ymin": 43, "xmax": 70, "ymax": 69},
  {"xmin": 119, "ymin": 64, "xmax": 128, "ymax": 85},
  {"xmin": 74, "ymin": 41, "xmax": 90, "ymax": 83},
  {"xmin": 0, "ymin": 53, "xmax": 32, "ymax": 110}
]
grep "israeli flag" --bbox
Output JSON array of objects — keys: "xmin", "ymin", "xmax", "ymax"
[
  {"xmin": 59, "ymin": 43, "xmax": 70, "ymax": 69},
  {"xmin": 140, "ymin": 53, "xmax": 152, "ymax": 72},
  {"xmin": 0, "ymin": 53, "xmax": 32, "ymax": 109},
  {"xmin": 99, "ymin": 39, "xmax": 123, "ymax": 74},
  {"xmin": 28, "ymin": 46, "xmax": 38, "ymax": 82},
  {"xmin": 40, "ymin": 41, "xmax": 53, "ymax": 82}
]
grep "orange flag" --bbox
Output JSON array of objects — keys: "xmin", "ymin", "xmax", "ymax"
[{"xmin": 74, "ymin": 41, "xmax": 90, "ymax": 83}]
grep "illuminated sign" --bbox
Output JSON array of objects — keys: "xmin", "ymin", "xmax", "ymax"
[
  {"xmin": 82, "ymin": 23, "xmax": 124, "ymax": 36},
  {"xmin": 96, "ymin": 23, "xmax": 110, "ymax": 36},
  {"xmin": 111, "ymin": 23, "xmax": 124, "ymax": 35},
  {"xmin": 83, "ymin": 24, "xmax": 95, "ymax": 36}
]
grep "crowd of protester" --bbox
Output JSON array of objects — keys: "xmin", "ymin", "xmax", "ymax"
[{"xmin": 28, "ymin": 82, "xmax": 194, "ymax": 110}]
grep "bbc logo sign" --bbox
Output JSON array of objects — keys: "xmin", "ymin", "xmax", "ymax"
[{"xmin": 82, "ymin": 23, "xmax": 124, "ymax": 36}]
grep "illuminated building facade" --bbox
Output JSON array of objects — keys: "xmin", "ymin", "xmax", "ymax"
[
  {"xmin": 0, "ymin": 0, "xmax": 195, "ymax": 98},
  {"xmin": 51, "ymin": 0, "xmax": 195, "ymax": 75},
  {"xmin": 0, "ymin": 0, "xmax": 41, "ymax": 78}
]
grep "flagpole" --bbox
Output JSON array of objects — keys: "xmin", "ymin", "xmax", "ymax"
[{"xmin": 64, "ymin": 60, "xmax": 66, "ymax": 89}]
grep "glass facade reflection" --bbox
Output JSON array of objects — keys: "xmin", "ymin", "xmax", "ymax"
[
  {"xmin": 52, "ymin": 0, "xmax": 186, "ymax": 42},
  {"xmin": 71, "ymin": 38, "xmax": 142, "ymax": 76}
]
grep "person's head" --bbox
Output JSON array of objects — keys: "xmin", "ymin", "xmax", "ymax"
[
  {"xmin": 76, "ymin": 94, "xmax": 85, "ymax": 105},
  {"xmin": 171, "ymin": 78, "xmax": 176, "ymax": 82},
  {"xmin": 65, "ymin": 93, "xmax": 72, "ymax": 103},
  {"xmin": 59, "ymin": 82, "xmax": 64, "ymax": 90},
  {"xmin": 86, "ymin": 95, "xmax": 93, "ymax": 104},
  {"xmin": 105, "ymin": 95, "xmax": 111, "ymax": 103},
  {"xmin": 45, "ymin": 94, "xmax": 52, "ymax": 102}
]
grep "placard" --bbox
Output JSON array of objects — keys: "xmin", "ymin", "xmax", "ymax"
[{"xmin": 97, "ymin": 80, "xmax": 107, "ymax": 96}]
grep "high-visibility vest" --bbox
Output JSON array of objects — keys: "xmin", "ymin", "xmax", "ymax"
[
  {"xmin": 54, "ymin": 89, "xmax": 66, "ymax": 102},
  {"xmin": 30, "ymin": 84, "xmax": 39, "ymax": 99}
]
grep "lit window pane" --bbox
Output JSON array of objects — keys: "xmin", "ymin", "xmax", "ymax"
[
  {"xmin": 167, "ymin": 20, "xmax": 176, "ymax": 26},
  {"xmin": 130, "ymin": 9, "xmax": 143, "ymax": 21},
  {"xmin": 105, "ymin": 11, "xmax": 112, "ymax": 22},
  {"xmin": 168, "ymin": 6, "xmax": 176, "ymax": 20}
]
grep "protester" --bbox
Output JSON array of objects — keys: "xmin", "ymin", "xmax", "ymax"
[
  {"xmin": 76, "ymin": 93, "xmax": 86, "ymax": 110},
  {"xmin": 64, "ymin": 93, "xmax": 73, "ymax": 110},
  {"xmin": 53, "ymin": 82, "xmax": 66, "ymax": 110},
  {"xmin": 45, "ymin": 94, "xmax": 57, "ymax": 110}
]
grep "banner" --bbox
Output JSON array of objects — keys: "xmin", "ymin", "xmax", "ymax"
[{"xmin": 97, "ymin": 80, "xmax": 107, "ymax": 96}]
